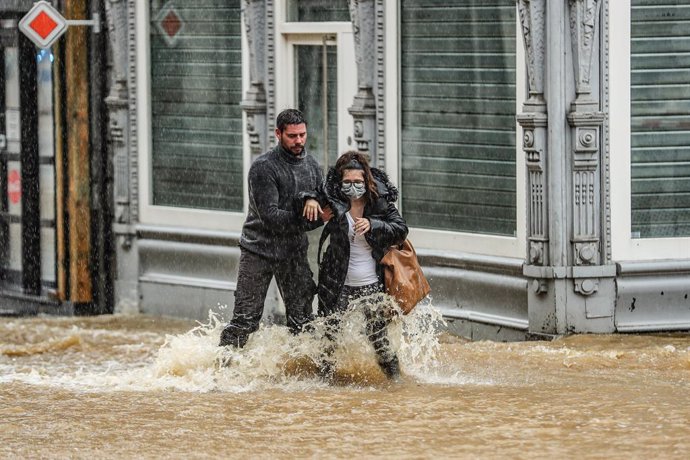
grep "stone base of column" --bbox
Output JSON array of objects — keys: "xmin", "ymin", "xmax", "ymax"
[
  {"xmin": 113, "ymin": 226, "xmax": 140, "ymax": 314},
  {"xmin": 524, "ymin": 264, "xmax": 617, "ymax": 334}
]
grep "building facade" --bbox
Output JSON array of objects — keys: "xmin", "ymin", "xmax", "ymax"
[
  {"xmin": 2, "ymin": 0, "xmax": 689, "ymax": 339},
  {"xmin": 0, "ymin": 0, "xmax": 112, "ymax": 315}
]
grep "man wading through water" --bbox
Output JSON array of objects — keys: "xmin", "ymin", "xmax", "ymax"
[{"xmin": 219, "ymin": 109, "xmax": 331, "ymax": 348}]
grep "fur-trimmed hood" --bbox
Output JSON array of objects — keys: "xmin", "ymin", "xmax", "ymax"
[
  {"xmin": 317, "ymin": 166, "xmax": 408, "ymax": 317},
  {"xmin": 324, "ymin": 166, "xmax": 399, "ymax": 207}
]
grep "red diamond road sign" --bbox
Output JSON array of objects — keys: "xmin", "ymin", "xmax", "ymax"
[{"xmin": 18, "ymin": 1, "xmax": 68, "ymax": 49}]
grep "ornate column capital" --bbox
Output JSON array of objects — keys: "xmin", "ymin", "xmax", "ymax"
[
  {"xmin": 241, "ymin": 0, "xmax": 268, "ymax": 158},
  {"xmin": 518, "ymin": 0, "xmax": 546, "ymax": 110},
  {"xmin": 348, "ymin": 0, "xmax": 377, "ymax": 161},
  {"xmin": 568, "ymin": 0, "xmax": 602, "ymax": 111}
]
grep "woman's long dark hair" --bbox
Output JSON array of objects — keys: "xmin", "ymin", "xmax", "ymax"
[{"xmin": 334, "ymin": 151, "xmax": 379, "ymax": 204}]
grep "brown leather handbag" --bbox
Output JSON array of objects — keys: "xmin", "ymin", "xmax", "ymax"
[{"xmin": 380, "ymin": 239, "xmax": 431, "ymax": 314}]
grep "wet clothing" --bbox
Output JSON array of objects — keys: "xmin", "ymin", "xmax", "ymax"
[
  {"xmin": 317, "ymin": 167, "xmax": 408, "ymax": 317},
  {"xmin": 344, "ymin": 212, "xmax": 379, "ymax": 286},
  {"xmin": 220, "ymin": 249, "xmax": 316, "ymax": 348},
  {"xmin": 220, "ymin": 144, "xmax": 323, "ymax": 348},
  {"xmin": 316, "ymin": 168, "xmax": 407, "ymax": 379},
  {"xmin": 337, "ymin": 283, "xmax": 395, "ymax": 361},
  {"xmin": 239, "ymin": 144, "xmax": 323, "ymax": 261}
]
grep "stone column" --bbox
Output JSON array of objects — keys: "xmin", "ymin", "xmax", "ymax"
[
  {"xmin": 516, "ymin": 0, "xmax": 553, "ymax": 333},
  {"xmin": 240, "ymin": 0, "xmax": 267, "ymax": 161},
  {"xmin": 106, "ymin": 0, "xmax": 139, "ymax": 314},
  {"xmin": 348, "ymin": 0, "xmax": 377, "ymax": 163},
  {"xmin": 565, "ymin": 0, "xmax": 616, "ymax": 332}
]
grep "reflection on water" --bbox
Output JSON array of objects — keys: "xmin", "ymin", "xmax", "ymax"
[{"xmin": 1, "ymin": 302, "xmax": 690, "ymax": 458}]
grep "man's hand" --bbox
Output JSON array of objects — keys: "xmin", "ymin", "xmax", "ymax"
[{"xmin": 303, "ymin": 199, "xmax": 323, "ymax": 221}]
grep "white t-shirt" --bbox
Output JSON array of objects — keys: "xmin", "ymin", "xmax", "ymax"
[{"xmin": 344, "ymin": 212, "xmax": 379, "ymax": 287}]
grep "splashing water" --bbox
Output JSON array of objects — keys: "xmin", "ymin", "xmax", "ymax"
[
  {"xmin": 150, "ymin": 294, "xmax": 446, "ymax": 391},
  {"xmin": 3, "ymin": 306, "xmax": 690, "ymax": 458},
  {"xmin": 0, "ymin": 295, "xmax": 447, "ymax": 393}
]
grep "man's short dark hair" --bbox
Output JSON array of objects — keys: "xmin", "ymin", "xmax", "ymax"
[{"xmin": 276, "ymin": 109, "xmax": 307, "ymax": 132}]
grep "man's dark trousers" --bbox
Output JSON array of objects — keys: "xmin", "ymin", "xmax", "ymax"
[{"xmin": 220, "ymin": 248, "xmax": 316, "ymax": 348}]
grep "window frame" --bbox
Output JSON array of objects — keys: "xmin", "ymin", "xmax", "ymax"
[
  {"xmin": 135, "ymin": 0, "xmax": 249, "ymax": 232},
  {"xmin": 391, "ymin": 0, "xmax": 526, "ymax": 258},
  {"xmin": 274, "ymin": 1, "xmax": 356, "ymax": 157},
  {"xmin": 609, "ymin": 0, "xmax": 690, "ymax": 261}
]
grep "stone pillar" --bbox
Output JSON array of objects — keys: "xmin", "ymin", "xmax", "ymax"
[
  {"xmin": 240, "ymin": 0, "xmax": 267, "ymax": 161},
  {"xmin": 516, "ymin": 0, "xmax": 554, "ymax": 334},
  {"xmin": 519, "ymin": 0, "xmax": 615, "ymax": 336},
  {"xmin": 106, "ymin": 0, "xmax": 139, "ymax": 314},
  {"xmin": 565, "ymin": 0, "xmax": 616, "ymax": 332},
  {"xmin": 348, "ymin": 0, "xmax": 377, "ymax": 163}
]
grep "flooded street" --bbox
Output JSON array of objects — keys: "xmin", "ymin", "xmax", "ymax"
[{"xmin": 2, "ymin": 306, "xmax": 690, "ymax": 459}]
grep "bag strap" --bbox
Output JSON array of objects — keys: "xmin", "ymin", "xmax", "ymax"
[
  {"xmin": 391, "ymin": 238, "xmax": 406, "ymax": 251},
  {"xmin": 318, "ymin": 221, "xmax": 332, "ymax": 266}
]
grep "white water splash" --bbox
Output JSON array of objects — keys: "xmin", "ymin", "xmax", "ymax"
[{"xmin": 0, "ymin": 295, "xmax": 457, "ymax": 392}]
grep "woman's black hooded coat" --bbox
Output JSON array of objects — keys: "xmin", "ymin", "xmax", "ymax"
[{"xmin": 317, "ymin": 167, "xmax": 408, "ymax": 317}]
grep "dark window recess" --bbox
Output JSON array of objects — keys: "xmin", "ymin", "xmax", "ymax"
[
  {"xmin": 149, "ymin": 1, "xmax": 243, "ymax": 211},
  {"xmin": 296, "ymin": 44, "xmax": 338, "ymax": 172},
  {"xmin": 287, "ymin": 0, "xmax": 350, "ymax": 22},
  {"xmin": 400, "ymin": 0, "xmax": 517, "ymax": 235},
  {"xmin": 631, "ymin": 0, "xmax": 690, "ymax": 238}
]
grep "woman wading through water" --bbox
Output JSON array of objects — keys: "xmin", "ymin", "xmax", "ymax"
[{"xmin": 303, "ymin": 151, "xmax": 408, "ymax": 381}]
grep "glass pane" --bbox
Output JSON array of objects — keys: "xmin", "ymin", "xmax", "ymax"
[
  {"xmin": 2, "ymin": 47, "xmax": 21, "ymax": 276},
  {"xmin": 37, "ymin": 49, "xmax": 56, "ymax": 284},
  {"xmin": 400, "ymin": 0, "xmax": 517, "ymax": 235},
  {"xmin": 287, "ymin": 0, "xmax": 350, "ymax": 22},
  {"xmin": 630, "ymin": 0, "xmax": 690, "ymax": 238},
  {"xmin": 149, "ymin": 1, "xmax": 243, "ymax": 211},
  {"xmin": 295, "ymin": 44, "xmax": 338, "ymax": 172}
]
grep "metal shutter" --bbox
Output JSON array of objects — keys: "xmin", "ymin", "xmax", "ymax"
[
  {"xmin": 150, "ymin": 1, "xmax": 243, "ymax": 211},
  {"xmin": 631, "ymin": 0, "xmax": 690, "ymax": 237},
  {"xmin": 400, "ymin": 0, "xmax": 517, "ymax": 235}
]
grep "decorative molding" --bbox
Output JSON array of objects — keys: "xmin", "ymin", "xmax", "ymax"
[
  {"xmin": 568, "ymin": 111, "xmax": 605, "ymax": 268},
  {"xmin": 574, "ymin": 278, "xmax": 598, "ymax": 296},
  {"xmin": 126, "ymin": 0, "xmax": 139, "ymax": 223},
  {"xmin": 265, "ymin": 0, "xmax": 275, "ymax": 144},
  {"xmin": 348, "ymin": 0, "xmax": 377, "ymax": 161},
  {"xmin": 105, "ymin": 0, "xmax": 131, "ymax": 226},
  {"xmin": 349, "ymin": 0, "xmax": 375, "ymax": 88},
  {"xmin": 240, "ymin": 0, "xmax": 267, "ymax": 160},
  {"xmin": 517, "ymin": 0, "xmax": 546, "ymax": 109},
  {"xmin": 601, "ymin": 0, "xmax": 611, "ymax": 264},
  {"xmin": 567, "ymin": 0, "xmax": 605, "ymax": 277},
  {"xmin": 375, "ymin": 0, "xmax": 385, "ymax": 168},
  {"xmin": 568, "ymin": 0, "xmax": 602, "ymax": 111},
  {"xmin": 566, "ymin": 0, "xmax": 608, "ymax": 304},
  {"xmin": 518, "ymin": 113, "xmax": 549, "ymax": 266},
  {"xmin": 517, "ymin": 0, "xmax": 548, "ymax": 268}
]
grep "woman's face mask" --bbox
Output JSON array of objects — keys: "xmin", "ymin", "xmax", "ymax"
[{"xmin": 341, "ymin": 180, "xmax": 366, "ymax": 200}]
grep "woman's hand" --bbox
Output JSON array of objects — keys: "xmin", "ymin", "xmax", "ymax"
[
  {"xmin": 321, "ymin": 206, "xmax": 333, "ymax": 222},
  {"xmin": 303, "ymin": 199, "xmax": 323, "ymax": 221},
  {"xmin": 354, "ymin": 217, "xmax": 370, "ymax": 235}
]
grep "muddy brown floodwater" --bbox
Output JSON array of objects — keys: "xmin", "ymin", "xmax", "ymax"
[{"xmin": 1, "ymin": 304, "xmax": 689, "ymax": 459}]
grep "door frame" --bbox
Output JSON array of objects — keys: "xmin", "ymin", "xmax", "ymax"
[{"xmin": 275, "ymin": 17, "xmax": 356, "ymax": 159}]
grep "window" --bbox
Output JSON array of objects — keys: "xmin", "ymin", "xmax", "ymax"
[
  {"xmin": 295, "ymin": 42, "xmax": 339, "ymax": 171},
  {"xmin": 149, "ymin": 1, "xmax": 243, "ymax": 212},
  {"xmin": 286, "ymin": 0, "xmax": 350, "ymax": 22},
  {"xmin": 630, "ymin": 0, "xmax": 690, "ymax": 238},
  {"xmin": 400, "ymin": 0, "xmax": 517, "ymax": 236}
]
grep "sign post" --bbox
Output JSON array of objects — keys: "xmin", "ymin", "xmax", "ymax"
[{"xmin": 18, "ymin": 1, "xmax": 100, "ymax": 49}]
